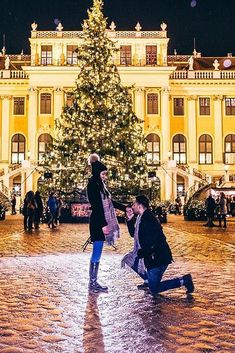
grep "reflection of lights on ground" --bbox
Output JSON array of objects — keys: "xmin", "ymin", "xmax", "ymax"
[
  {"xmin": 223, "ymin": 59, "xmax": 232, "ymax": 68},
  {"xmin": 190, "ymin": 0, "xmax": 197, "ymax": 7}
]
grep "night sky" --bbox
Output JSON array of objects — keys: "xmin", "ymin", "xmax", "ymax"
[{"xmin": 0, "ymin": 0, "xmax": 235, "ymax": 57}]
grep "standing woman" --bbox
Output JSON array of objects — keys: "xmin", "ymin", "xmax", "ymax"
[
  {"xmin": 218, "ymin": 192, "xmax": 228, "ymax": 228},
  {"xmin": 87, "ymin": 154, "xmax": 125, "ymax": 292}
]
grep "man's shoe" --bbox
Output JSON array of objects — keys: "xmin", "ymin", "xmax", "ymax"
[
  {"xmin": 183, "ymin": 274, "xmax": 194, "ymax": 294},
  {"xmin": 137, "ymin": 283, "xmax": 149, "ymax": 290}
]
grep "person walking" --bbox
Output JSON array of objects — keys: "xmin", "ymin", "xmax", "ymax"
[
  {"xmin": 175, "ymin": 196, "xmax": 182, "ymax": 215},
  {"xmin": 127, "ymin": 195, "xmax": 194, "ymax": 296},
  {"xmin": 34, "ymin": 191, "xmax": 43, "ymax": 229},
  {"xmin": 121, "ymin": 206, "xmax": 149, "ymax": 290},
  {"xmin": 55, "ymin": 195, "xmax": 62, "ymax": 225},
  {"xmin": 22, "ymin": 191, "xmax": 36, "ymax": 231},
  {"xmin": 11, "ymin": 194, "xmax": 17, "ymax": 215},
  {"xmin": 87, "ymin": 154, "xmax": 125, "ymax": 293},
  {"xmin": 47, "ymin": 192, "xmax": 57, "ymax": 228},
  {"xmin": 218, "ymin": 192, "xmax": 228, "ymax": 228}
]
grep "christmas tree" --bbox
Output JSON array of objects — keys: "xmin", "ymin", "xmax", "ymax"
[{"xmin": 43, "ymin": 0, "xmax": 147, "ymax": 196}]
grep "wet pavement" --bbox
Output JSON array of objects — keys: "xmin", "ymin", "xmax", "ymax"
[{"xmin": 0, "ymin": 215, "xmax": 234, "ymax": 353}]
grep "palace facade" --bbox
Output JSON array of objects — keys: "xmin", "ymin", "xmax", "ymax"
[{"xmin": 0, "ymin": 21, "xmax": 235, "ymax": 202}]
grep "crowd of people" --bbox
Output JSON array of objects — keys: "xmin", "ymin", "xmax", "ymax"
[
  {"xmin": 22, "ymin": 191, "xmax": 62, "ymax": 231},
  {"xmin": 7, "ymin": 154, "xmax": 235, "ymax": 297},
  {"xmin": 204, "ymin": 192, "xmax": 233, "ymax": 228}
]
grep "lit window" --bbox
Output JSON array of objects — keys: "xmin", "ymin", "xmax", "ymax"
[
  {"xmin": 11, "ymin": 134, "xmax": 25, "ymax": 164},
  {"xmin": 199, "ymin": 97, "xmax": 210, "ymax": 115},
  {"xmin": 224, "ymin": 134, "xmax": 235, "ymax": 164},
  {"xmin": 173, "ymin": 134, "xmax": 187, "ymax": 164},
  {"xmin": 199, "ymin": 134, "xmax": 213, "ymax": 164},
  {"xmin": 41, "ymin": 46, "xmax": 53, "ymax": 65},
  {"xmin": 120, "ymin": 46, "xmax": 132, "ymax": 65},
  {"xmin": 67, "ymin": 45, "xmax": 78, "ymax": 65},
  {"xmin": 146, "ymin": 134, "xmax": 160, "ymax": 165},
  {"xmin": 38, "ymin": 133, "xmax": 53, "ymax": 163}
]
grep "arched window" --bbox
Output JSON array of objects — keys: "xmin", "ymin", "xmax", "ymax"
[
  {"xmin": 38, "ymin": 133, "xmax": 53, "ymax": 163},
  {"xmin": 11, "ymin": 134, "xmax": 25, "ymax": 164},
  {"xmin": 173, "ymin": 134, "xmax": 187, "ymax": 164},
  {"xmin": 199, "ymin": 134, "xmax": 213, "ymax": 164},
  {"xmin": 224, "ymin": 134, "xmax": 235, "ymax": 164},
  {"xmin": 146, "ymin": 134, "xmax": 160, "ymax": 165}
]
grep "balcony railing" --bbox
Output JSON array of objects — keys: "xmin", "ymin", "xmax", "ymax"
[
  {"xmin": 32, "ymin": 30, "xmax": 166, "ymax": 39},
  {"xmin": 0, "ymin": 70, "xmax": 29, "ymax": 79},
  {"xmin": 171, "ymin": 70, "xmax": 235, "ymax": 79}
]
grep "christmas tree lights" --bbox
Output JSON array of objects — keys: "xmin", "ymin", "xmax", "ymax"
[{"xmin": 43, "ymin": 0, "xmax": 147, "ymax": 196}]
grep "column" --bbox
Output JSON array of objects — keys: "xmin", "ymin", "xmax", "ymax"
[
  {"xmin": 161, "ymin": 87, "xmax": 170, "ymax": 163},
  {"xmin": 54, "ymin": 87, "xmax": 64, "ymax": 122},
  {"xmin": 187, "ymin": 96, "xmax": 197, "ymax": 164},
  {"xmin": 21, "ymin": 171, "xmax": 26, "ymax": 197},
  {"xmin": 25, "ymin": 170, "xmax": 33, "ymax": 192},
  {"xmin": 28, "ymin": 87, "xmax": 38, "ymax": 162},
  {"xmin": 134, "ymin": 87, "xmax": 145, "ymax": 121},
  {"xmin": 172, "ymin": 171, "xmax": 177, "ymax": 200},
  {"xmin": 213, "ymin": 95, "xmax": 223, "ymax": 164},
  {"xmin": 1, "ymin": 96, "xmax": 11, "ymax": 162}
]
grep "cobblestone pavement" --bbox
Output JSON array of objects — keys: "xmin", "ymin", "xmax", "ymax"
[{"xmin": 0, "ymin": 215, "xmax": 234, "ymax": 353}]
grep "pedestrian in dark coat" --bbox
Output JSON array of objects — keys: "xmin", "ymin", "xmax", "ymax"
[
  {"xmin": 127, "ymin": 195, "xmax": 194, "ymax": 296},
  {"xmin": 218, "ymin": 192, "xmax": 228, "ymax": 228},
  {"xmin": 34, "ymin": 191, "xmax": 43, "ymax": 229},
  {"xmin": 47, "ymin": 192, "xmax": 57, "ymax": 228},
  {"xmin": 87, "ymin": 154, "xmax": 126, "ymax": 292},
  {"xmin": 205, "ymin": 194, "xmax": 216, "ymax": 227},
  {"xmin": 11, "ymin": 194, "xmax": 17, "ymax": 214},
  {"xmin": 22, "ymin": 191, "xmax": 36, "ymax": 231}
]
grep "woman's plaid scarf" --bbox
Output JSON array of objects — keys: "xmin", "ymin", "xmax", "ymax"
[
  {"xmin": 121, "ymin": 215, "xmax": 146, "ymax": 275},
  {"xmin": 101, "ymin": 191, "xmax": 120, "ymax": 246}
]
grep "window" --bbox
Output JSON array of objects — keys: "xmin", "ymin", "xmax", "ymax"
[
  {"xmin": 65, "ymin": 93, "xmax": 74, "ymax": 107},
  {"xmin": 146, "ymin": 134, "xmax": 160, "ymax": 165},
  {"xmin": 11, "ymin": 134, "xmax": 25, "ymax": 164},
  {"xmin": 38, "ymin": 134, "xmax": 53, "ymax": 163},
  {"xmin": 199, "ymin": 134, "xmax": 213, "ymax": 164},
  {"xmin": 13, "ymin": 97, "xmax": 25, "ymax": 115},
  {"xmin": 177, "ymin": 175, "xmax": 185, "ymax": 197},
  {"xmin": 41, "ymin": 45, "xmax": 53, "ymax": 65},
  {"xmin": 40, "ymin": 93, "xmax": 51, "ymax": 114},
  {"xmin": 224, "ymin": 134, "xmax": 235, "ymax": 164},
  {"xmin": 147, "ymin": 93, "xmax": 158, "ymax": 114},
  {"xmin": 146, "ymin": 45, "xmax": 157, "ymax": 65},
  {"xmin": 173, "ymin": 134, "xmax": 187, "ymax": 164},
  {"xmin": 199, "ymin": 97, "xmax": 210, "ymax": 115},
  {"xmin": 173, "ymin": 98, "xmax": 184, "ymax": 115},
  {"xmin": 225, "ymin": 98, "xmax": 235, "ymax": 115},
  {"xmin": 67, "ymin": 45, "xmax": 78, "ymax": 65},
  {"xmin": 120, "ymin": 46, "xmax": 132, "ymax": 65}
]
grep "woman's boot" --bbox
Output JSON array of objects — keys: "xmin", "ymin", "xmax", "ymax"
[{"xmin": 89, "ymin": 262, "xmax": 108, "ymax": 292}]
